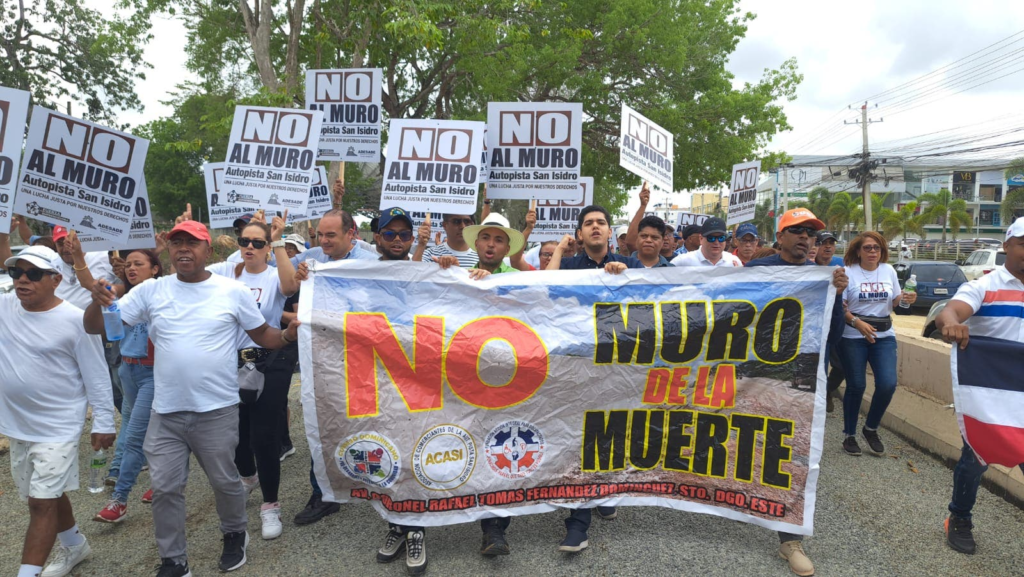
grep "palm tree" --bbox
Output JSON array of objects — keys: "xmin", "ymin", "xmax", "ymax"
[
  {"xmin": 918, "ymin": 189, "xmax": 971, "ymax": 242},
  {"xmin": 880, "ymin": 201, "xmax": 925, "ymax": 241},
  {"xmin": 1002, "ymin": 157, "xmax": 1024, "ymax": 224},
  {"xmin": 752, "ymin": 199, "xmax": 775, "ymax": 240},
  {"xmin": 851, "ymin": 192, "xmax": 890, "ymax": 232},
  {"xmin": 826, "ymin": 192, "xmax": 857, "ymax": 237}
]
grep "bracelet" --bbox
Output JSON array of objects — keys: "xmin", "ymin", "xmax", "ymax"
[
  {"xmin": 73, "ymin": 263, "xmax": 89, "ymax": 271},
  {"xmin": 483, "ymin": 200, "xmax": 491, "ymax": 205},
  {"xmin": 271, "ymin": 240, "xmax": 286, "ymax": 249}
]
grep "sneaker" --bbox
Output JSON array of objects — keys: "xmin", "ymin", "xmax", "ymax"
[
  {"xmin": 41, "ymin": 539, "xmax": 92, "ymax": 577},
  {"xmin": 842, "ymin": 435, "xmax": 862, "ymax": 456},
  {"xmin": 218, "ymin": 531, "xmax": 248, "ymax": 572},
  {"xmin": 241, "ymin": 474, "xmax": 260, "ymax": 496},
  {"xmin": 377, "ymin": 527, "xmax": 406, "ymax": 563},
  {"xmin": 279, "ymin": 444, "xmax": 296, "ymax": 462},
  {"xmin": 945, "ymin": 514, "xmax": 977, "ymax": 554},
  {"xmin": 779, "ymin": 540, "xmax": 814, "ymax": 576},
  {"xmin": 260, "ymin": 503, "xmax": 283, "ymax": 540},
  {"xmin": 862, "ymin": 427, "xmax": 885, "ymax": 455},
  {"xmin": 293, "ymin": 493, "xmax": 340, "ymax": 526},
  {"xmin": 104, "ymin": 471, "xmax": 119, "ymax": 486},
  {"xmin": 141, "ymin": 488, "xmax": 154, "ymax": 504},
  {"xmin": 155, "ymin": 558, "xmax": 192, "ymax": 577},
  {"xmin": 480, "ymin": 528, "xmax": 510, "ymax": 556},
  {"xmin": 94, "ymin": 500, "xmax": 128, "ymax": 523},
  {"xmin": 405, "ymin": 530, "xmax": 427, "ymax": 575},
  {"xmin": 596, "ymin": 506, "xmax": 617, "ymax": 520},
  {"xmin": 558, "ymin": 529, "xmax": 589, "ymax": 553}
]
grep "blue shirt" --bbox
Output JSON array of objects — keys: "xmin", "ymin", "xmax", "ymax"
[
  {"xmin": 290, "ymin": 244, "xmax": 379, "ymax": 266},
  {"xmin": 674, "ymin": 246, "xmax": 688, "ymax": 256},
  {"xmin": 745, "ymin": 253, "xmax": 845, "ymax": 347},
  {"xmin": 630, "ymin": 251, "xmax": 674, "ymax": 268},
  {"xmin": 560, "ymin": 251, "xmax": 644, "ymax": 270}
]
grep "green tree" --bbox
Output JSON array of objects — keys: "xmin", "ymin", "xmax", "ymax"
[
  {"xmin": 752, "ymin": 198, "xmax": 775, "ymax": 240},
  {"xmin": 879, "ymin": 202, "xmax": 924, "ymax": 242},
  {"xmin": 919, "ymin": 189, "xmax": 971, "ymax": 242},
  {"xmin": 1002, "ymin": 157, "xmax": 1024, "ymax": 224},
  {"xmin": 849, "ymin": 192, "xmax": 889, "ymax": 232},
  {"xmin": 0, "ymin": 0, "xmax": 152, "ymax": 122},
  {"xmin": 826, "ymin": 192, "xmax": 857, "ymax": 236}
]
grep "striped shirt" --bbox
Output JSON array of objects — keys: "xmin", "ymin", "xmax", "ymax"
[
  {"xmin": 423, "ymin": 243, "xmax": 478, "ymax": 268},
  {"xmin": 952, "ymin": 265, "xmax": 1024, "ymax": 343}
]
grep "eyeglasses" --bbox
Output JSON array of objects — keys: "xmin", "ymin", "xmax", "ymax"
[
  {"xmin": 738, "ymin": 237, "xmax": 758, "ymax": 244},
  {"xmin": 9, "ymin": 267, "xmax": 57, "ymax": 282},
  {"xmin": 784, "ymin": 226, "xmax": 817, "ymax": 236},
  {"xmin": 539, "ymin": 252, "xmax": 555, "ymax": 259},
  {"xmin": 380, "ymin": 230, "xmax": 413, "ymax": 242},
  {"xmin": 861, "ymin": 244, "xmax": 881, "ymax": 252},
  {"xmin": 705, "ymin": 235, "xmax": 727, "ymax": 243},
  {"xmin": 237, "ymin": 237, "xmax": 268, "ymax": 249},
  {"xmin": 447, "ymin": 218, "xmax": 474, "ymax": 227}
]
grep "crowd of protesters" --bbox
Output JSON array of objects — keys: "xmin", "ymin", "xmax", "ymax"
[{"xmin": 1, "ymin": 179, "xmax": 1022, "ymax": 577}]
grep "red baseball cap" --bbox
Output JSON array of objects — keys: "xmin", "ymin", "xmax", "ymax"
[
  {"xmin": 168, "ymin": 220, "xmax": 211, "ymax": 243},
  {"xmin": 52, "ymin": 226, "xmax": 69, "ymax": 242}
]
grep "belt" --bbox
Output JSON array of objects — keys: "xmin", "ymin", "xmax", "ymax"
[
  {"xmin": 123, "ymin": 356, "xmax": 154, "ymax": 367},
  {"xmin": 239, "ymin": 348, "xmax": 272, "ymax": 363}
]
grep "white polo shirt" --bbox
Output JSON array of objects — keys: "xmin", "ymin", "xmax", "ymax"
[
  {"xmin": 671, "ymin": 249, "xmax": 742, "ymax": 267},
  {"xmin": 951, "ymin": 265, "xmax": 1024, "ymax": 343}
]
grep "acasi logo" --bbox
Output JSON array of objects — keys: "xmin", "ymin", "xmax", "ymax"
[
  {"xmin": 498, "ymin": 110, "xmax": 572, "ymax": 147},
  {"xmin": 240, "ymin": 109, "xmax": 315, "ymax": 148},
  {"xmin": 412, "ymin": 425, "xmax": 477, "ymax": 491},
  {"xmin": 625, "ymin": 111, "xmax": 669, "ymax": 156},
  {"xmin": 313, "ymin": 70, "xmax": 374, "ymax": 103},
  {"xmin": 397, "ymin": 127, "xmax": 473, "ymax": 163},
  {"xmin": 41, "ymin": 114, "xmax": 136, "ymax": 174}
]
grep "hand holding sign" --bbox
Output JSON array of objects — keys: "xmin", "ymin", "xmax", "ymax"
[
  {"xmin": 525, "ymin": 209, "xmax": 537, "ymax": 229},
  {"xmin": 332, "ymin": 180, "xmax": 345, "ymax": 207}
]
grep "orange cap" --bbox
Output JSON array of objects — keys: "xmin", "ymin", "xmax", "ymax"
[{"xmin": 777, "ymin": 208, "xmax": 825, "ymax": 233}]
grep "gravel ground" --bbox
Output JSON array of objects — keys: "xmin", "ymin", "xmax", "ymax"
[{"xmin": 2, "ymin": 377, "xmax": 1023, "ymax": 577}]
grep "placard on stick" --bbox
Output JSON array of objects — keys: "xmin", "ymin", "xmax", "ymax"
[
  {"xmin": 619, "ymin": 104, "xmax": 673, "ymax": 192},
  {"xmin": 485, "ymin": 102, "xmax": 582, "ymax": 200},
  {"xmin": 305, "ymin": 69, "xmax": 382, "ymax": 162},
  {"xmin": 0, "ymin": 87, "xmax": 30, "ymax": 234},
  {"xmin": 727, "ymin": 160, "xmax": 761, "ymax": 226}
]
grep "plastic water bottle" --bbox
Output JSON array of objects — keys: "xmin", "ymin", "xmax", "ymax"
[
  {"xmin": 899, "ymin": 274, "xmax": 917, "ymax": 309},
  {"xmin": 102, "ymin": 289, "xmax": 124, "ymax": 341},
  {"xmin": 88, "ymin": 449, "xmax": 107, "ymax": 493}
]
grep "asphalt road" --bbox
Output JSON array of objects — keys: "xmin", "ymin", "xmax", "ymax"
[{"xmin": 2, "ymin": 378, "xmax": 1022, "ymax": 577}]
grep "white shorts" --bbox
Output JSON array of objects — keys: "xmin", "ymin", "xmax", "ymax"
[{"xmin": 9, "ymin": 438, "xmax": 80, "ymax": 500}]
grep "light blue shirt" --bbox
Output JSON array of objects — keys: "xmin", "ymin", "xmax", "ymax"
[{"xmin": 290, "ymin": 244, "xmax": 379, "ymax": 266}]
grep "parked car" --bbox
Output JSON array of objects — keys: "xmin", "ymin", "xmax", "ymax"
[
  {"xmin": 959, "ymin": 249, "xmax": 1006, "ymax": 280},
  {"xmin": 970, "ymin": 237, "xmax": 1002, "ymax": 247},
  {"xmin": 922, "ymin": 300, "xmax": 949, "ymax": 340},
  {"xmin": 889, "ymin": 237, "xmax": 920, "ymax": 250},
  {"xmin": 893, "ymin": 261, "xmax": 968, "ymax": 312}
]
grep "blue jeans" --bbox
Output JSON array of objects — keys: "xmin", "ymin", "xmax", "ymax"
[
  {"xmin": 112, "ymin": 362, "xmax": 155, "ymax": 502},
  {"xmin": 949, "ymin": 441, "xmax": 1024, "ymax": 520},
  {"xmin": 840, "ymin": 336, "xmax": 897, "ymax": 436}
]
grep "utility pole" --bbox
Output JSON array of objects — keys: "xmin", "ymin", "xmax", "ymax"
[{"xmin": 846, "ymin": 102, "xmax": 883, "ymax": 231}]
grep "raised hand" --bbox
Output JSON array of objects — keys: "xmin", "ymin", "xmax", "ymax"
[{"xmin": 271, "ymin": 210, "xmax": 288, "ymax": 241}]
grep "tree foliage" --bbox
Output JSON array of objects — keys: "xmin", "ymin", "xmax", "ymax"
[
  {"xmin": 919, "ymin": 189, "xmax": 971, "ymax": 242},
  {"xmin": 1002, "ymin": 156, "xmax": 1024, "ymax": 224},
  {"xmin": 879, "ymin": 201, "xmax": 924, "ymax": 241}
]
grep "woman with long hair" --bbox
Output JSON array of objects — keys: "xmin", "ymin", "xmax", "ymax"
[
  {"xmin": 839, "ymin": 231, "xmax": 916, "ymax": 456},
  {"xmin": 207, "ymin": 212, "xmax": 299, "ymax": 540}
]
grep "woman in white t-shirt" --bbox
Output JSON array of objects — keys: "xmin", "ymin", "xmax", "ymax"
[
  {"xmin": 839, "ymin": 231, "xmax": 916, "ymax": 457},
  {"xmin": 208, "ymin": 214, "xmax": 299, "ymax": 540}
]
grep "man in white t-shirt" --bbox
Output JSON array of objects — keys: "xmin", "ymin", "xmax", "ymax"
[
  {"xmin": 0, "ymin": 242, "xmax": 115, "ymax": 577},
  {"xmin": 83, "ymin": 220, "xmax": 300, "ymax": 577},
  {"xmin": 670, "ymin": 217, "xmax": 743, "ymax": 267},
  {"xmin": 935, "ymin": 216, "xmax": 1024, "ymax": 556}
]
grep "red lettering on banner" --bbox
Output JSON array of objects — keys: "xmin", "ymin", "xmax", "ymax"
[
  {"xmin": 692, "ymin": 365, "xmax": 735, "ymax": 409},
  {"xmin": 642, "ymin": 367, "xmax": 689, "ymax": 405},
  {"xmin": 444, "ymin": 317, "xmax": 549, "ymax": 409}
]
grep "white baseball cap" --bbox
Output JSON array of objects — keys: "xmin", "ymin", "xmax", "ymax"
[
  {"xmin": 615, "ymin": 225, "xmax": 629, "ymax": 238},
  {"xmin": 1006, "ymin": 216, "xmax": 1024, "ymax": 241},
  {"xmin": 4, "ymin": 245, "xmax": 62, "ymax": 273}
]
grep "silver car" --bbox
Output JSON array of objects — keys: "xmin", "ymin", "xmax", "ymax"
[{"xmin": 922, "ymin": 300, "xmax": 949, "ymax": 340}]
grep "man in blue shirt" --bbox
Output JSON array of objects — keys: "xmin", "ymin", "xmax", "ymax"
[
  {"xmin": 813, "ymin": 231, "xmax": 844, "ymax": 267},
  {"xmin": 547, "ymin": 205, "xmax": 643, "ymax": 272},
  {"xmin": 289, "ymin": 209, "xmax": 378, "ymax": 268},
  {"xmin": 674, "ymin": 224, "xmax": 702, "ymax": 256}
]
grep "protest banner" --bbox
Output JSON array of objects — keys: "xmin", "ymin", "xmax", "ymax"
[
  {"xmin": 0, "ymin": 87, "xmax": 30, "ymax": 234},
  {"xmin": 727, "ymin": 160, "xmax": 761, "ymax": 226},
  {"xmin": 409, "ymin": 210, "xmax": 445, "ymax": 246},
  {"xmin": 674, "ymin": 211, "xmax": 709, "ymax": 235},
  {"xmin": 305, "ymin": 69, "xmax": 382, "ymax": 162},
  {"xmin": 380, "ymin": 118, "xmax": 485, "ymax": 214},
  {"xmin": 531, "ymin": 177, "xmax": 594, "ymax": 242},
  {"xmin": 223, "ymin": 106, "xmax": 324, "ymax": 214},
  {"xmin": 14, "ymin": 106, "xmax": 149, "ymax": 243},
  {"xmin": 78, "ymin": 179, "xmax": 155, "ymax": 252},
  {"xmin": 288, "ymin": 166, "xmax": 332, "ymax": 224},
  {"xmin": 205, "ymin": 162, "xmax": 249, "ymax": 229},
  {"xmin": 619, "ymin": 105, "xmax": 673, "ymax": 192},
  {"xmin": 299, "ymin": 263, "xmax": 833, "ymax": 535},
  {"xmin": 486, "ymin": 102, "xmax": 582, "ymax": 200}
]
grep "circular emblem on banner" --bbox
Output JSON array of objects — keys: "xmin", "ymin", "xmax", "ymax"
[
  {"xmin": 412, "ymin": 425, "xmax": 477, "ymax": 491},
  {"xmin": 484, "ymin": 420, "xmax": 545, "ymax": 479},
  {"xmin": 335, "ymin": 432, "xmax": 401, "ymax": 488}
]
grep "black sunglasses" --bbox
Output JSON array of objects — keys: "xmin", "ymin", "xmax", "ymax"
[
  {"xmin": 10, "ymin": 267, "xmax": 57, "ymax": 282},
  {"xmin": 381, "ymin": 230, "xmax": 413, "ymax": 242},
  {"xmin": 784, "ymin": 226, "xmax": 817, "ymax": 236},
  {"xmin": 447, "ymin": 218, "xmax": 474, "ymax": 227},
  {"xmin": 237, "ymin": 237, "xmax": 268, "ymax": 249}
]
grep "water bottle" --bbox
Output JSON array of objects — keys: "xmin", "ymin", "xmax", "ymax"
[
  {"xmin": 88, "ymin": 449, "xmax": 107, "ymax": 493},
  {"xmin": 899, "ymin": 274, "xmax": 917, "ymax": 309},
  {"xmin": 102, "ymin": 289, "xmax": 124, "ymax": 341}
]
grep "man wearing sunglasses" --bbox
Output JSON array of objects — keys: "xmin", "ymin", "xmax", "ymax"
[
  {"xmin": 0, "ymin": 241, "xmax": 116, "ymax": 577},
  {"xmin": 671, "ymin": 217, "xmax": 743, "ymax": 267},
  {"xmin": 377, "ymin": 208, "xmax": 417, "ymax": 261},
  {"xmin": 419, "ymin": 213, "xmax": 478, "ymax": 268}
]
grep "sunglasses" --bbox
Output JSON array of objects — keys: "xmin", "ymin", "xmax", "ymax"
[
  {"xmin": 861, "ymin": 245, "xmax": 881, "ymax": 252},
  {"xmin": 817, "ymin": 238, "xmax": 836, "ymax": 246},
  {"xmin": 9, "ymin": 267, "xmax": 57, "ymax": 282},
  {"xmin": 381, "ymin": 230, "xmax": 413, "ymax": 242},
  {"xmin": 447, "ymin": 218, "xmax": 474, "ymax": 227},
  {"xmin": 784, "ymin": 226, "xmax": 817, "ymax": 236},
  {"xmin": 704, "ymin": 235, "xmax": 727, "ymax": 243},
  {"xmin": 237, "ymin": 237, "xmax": 268, "ymax": 249}
]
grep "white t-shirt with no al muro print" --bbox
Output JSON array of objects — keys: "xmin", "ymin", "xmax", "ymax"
[
  {"xmin": 118, "ymin": 273, "xmax": 267, "ymax": 414},
  {"xmin": 842, "ymin": 263, "xmax": 901, "ymax": 339},
  {"xmin": 208, "ymin": 262, "xmax": 289, "ymax": 349}
]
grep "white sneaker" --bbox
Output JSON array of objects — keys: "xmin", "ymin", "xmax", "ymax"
[
  {"xmin": 241, "ymin": 474, "xmax": 260, "ymax": 497},
  {"xmin": 261, "ymin": 503, "xmax": 283, "ymax": 540},
  {"xmin": 42, "ymin": 539, "xmax": 92, "ymax": 577}
]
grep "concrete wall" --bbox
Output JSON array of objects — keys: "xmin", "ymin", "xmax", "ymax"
[{"xmin": 895, "ymin": 332, "xmax": 955, "ymax": 404}]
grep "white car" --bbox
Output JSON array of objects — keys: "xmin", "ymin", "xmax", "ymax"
[{"xmin": 960, "ymin": 249, "xmax": 1006, "ymax": 280}]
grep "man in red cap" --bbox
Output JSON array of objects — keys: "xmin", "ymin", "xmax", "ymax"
[{"xmin": 83, "ymin": 220, "xmax": 300, "ymax": 577}]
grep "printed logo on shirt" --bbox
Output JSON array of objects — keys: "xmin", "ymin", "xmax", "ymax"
[{"xmin": 858, "ymin": 282, "xmax": 890, "ymax": 301}]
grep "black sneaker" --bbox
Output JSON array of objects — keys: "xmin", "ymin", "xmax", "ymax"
[
  {"xmin": 218, "ymin": 531, "xmax": 248, "ymax": 572},
  {"xmin": 279, "ymin": 444, "xmax": 296, "ymax": 462},
  {"xmin": 377, "ymin": 527, "xmax": 406, "ymax": 563},
  {"xmin": 862, "ymin": 427, "xmax": 885, "ymax": 454},
  {"xmin": 558, "ymin": 529, "xmax": 589, "ymax": 552},
  {"xmin": 842, "ymin": 435, "xmax": 862, "ymax": 456},
  {"xmin": 405, "ymin": 530, "xmax": 427, "ymax": 575},
  {"xmin": 480, "ymin": 528, "xmax": 510, "ymax": 556},
  {"xmin": 293, "ymin": 493, "xmax": 340, "ymax": 526},
  {"xmin": 156, "ymin": 559, "xmax": 192, "ymax": 577},
  {"xmin": 596, "ymin": 506, "xmax": 617, "ymax": 520},
  {"xmin": 945, "ymin": 515, "xmax": 977, "ymax": 554}
]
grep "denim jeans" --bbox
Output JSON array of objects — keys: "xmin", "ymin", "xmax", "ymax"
[
  {"xmin": 949, "ymin": 441, "xmax": 1024, "ymax": 520},
  {"xmin": 109, "ymin": 359, "xmax": 147, "ymax": 474},
  {"xmin": 840, "ymin": 336, "xmax": 898, "ymax": 436},
  {"xmin": 112, "ymin": 362, "xmax": 155, "ymax": 502}
]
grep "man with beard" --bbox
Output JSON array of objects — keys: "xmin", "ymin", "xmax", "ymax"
[
  {"xmin": 733, "ymin": 223, "xmax": 760, "ymax": 265},
  {"xmin": 377, "ymin": 208, "xmax": 417, "ymax": 261},
  {"xmin": 671, "ymin": 217, "xmax": 742, "ymax": 267},
  {"xmin": 417, "ymin": 213, "xmax": 479, "ymax": 267},
  {"xmin": 814, "ymin": 231, "xmax": 844, "ymax": 266}
]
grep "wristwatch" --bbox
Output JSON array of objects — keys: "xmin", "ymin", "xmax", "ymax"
[
  {"xmin": 271, "ymin": 240, "xmax": 286, "ymax": 249},
  {"xmin": 847, "ymin": 316, "xmax": 860, "ymax": 327}
]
